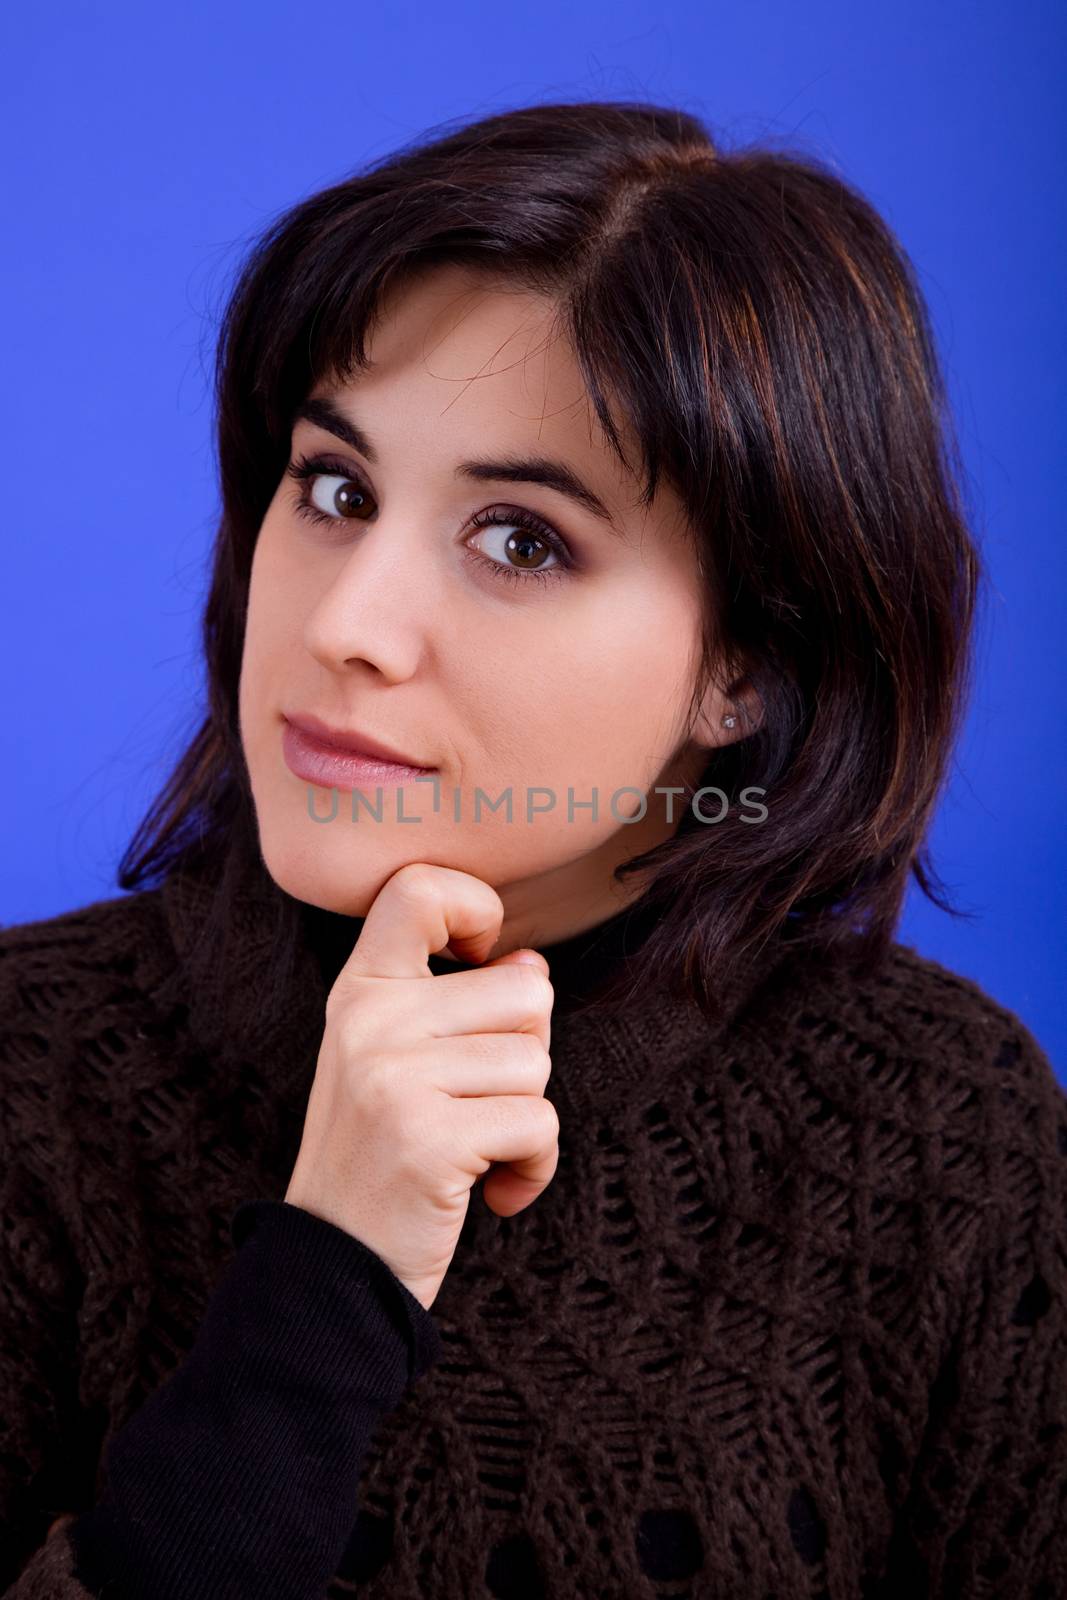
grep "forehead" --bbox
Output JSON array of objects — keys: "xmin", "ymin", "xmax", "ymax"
[
  {"xmin": 362, "ymin": 262, "xmax": 572, "ymax": 389},
  {"xmin": 322, "ymin": 267, "xmax": 594, "ymax": 455},
  {"xmin": 307, "ymin": 263, "xmax": 672, "ymax": 528}
]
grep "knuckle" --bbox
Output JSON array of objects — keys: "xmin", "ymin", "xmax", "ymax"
[
  {"xmin": 517, "ymin": 1031, "xmax": 551, "ymax": 1073},
  {"xmin": 327, "ymin": 975, "xmax": 401, "ymax": 1046},
  {"xmin": 464, "ymin": 1031, "xmax": 501, "ymax": 1067},
  {"xmin": 325, "ymin": 975, "xmax": 370, "ymax": 1028},
  {"xmin": 515, "ymin": 962, "xmax": 554, "ymax": 1012},
  {"xmin": 350, "ymin": 1051, "xmax": 405, "ymax": 1114},
  {"xmin": 391, "ymin": 862, "xmax": 439, "ymax": 904},
  {"xmin": 535, "ymin": 1095, "xmax": 560, "ymax": 1138},
  {"xmin": 331, "ymin": 1000, "xmax": 372, "ymax": 1057},
  {"xmin": 478, "ymin": 1030, "xmax": 549, "ymax": 1076},
  {"xmin": 323, "ymin": 987, "xmax": 347, "ymax": 1031}
]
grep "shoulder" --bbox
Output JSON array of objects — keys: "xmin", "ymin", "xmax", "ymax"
[
  {"xmin": 765, "ymin": 935, "xmax": 1063, "ymax": 1109},
  {"xmin": 874, "ymin": 941, "xmax": 1064, "ymax": 1175},
  {"xmin": 0, "ymin": 882, "xmax": 173, "ymax": 1007},
  {"xmin": 0, "ymin": 880, "xmax": 167, "ymax": 977},
  {"xmin": 757, "ymin": 936, "xmax": 1066, "ymax": 1254},
  {"xmin": 857, "ymin": 937, "xmax": 1061, "ymax": 1109}
]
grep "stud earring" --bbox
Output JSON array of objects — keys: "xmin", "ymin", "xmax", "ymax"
[{"xmin": 722, "ymin": 712, "xmax": 738, "ymax": 729}]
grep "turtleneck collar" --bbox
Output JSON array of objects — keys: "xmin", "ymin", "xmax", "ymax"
[
  {"xmin": 304, "ymin": 885, "xmax": 669, "ymax": 1019},
  {"xmin": 159, "ymin": 846, "xmax": 790, "ymax": 1123}
]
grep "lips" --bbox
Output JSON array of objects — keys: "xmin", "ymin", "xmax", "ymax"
[{"xmin": 282, "ymin": 711, "xmax": 434, "ymax": 771}]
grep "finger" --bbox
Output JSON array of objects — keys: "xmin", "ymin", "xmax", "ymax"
[
  {"xmin": 371, "ymin": 963, "xmax": 554, "ymax": 1052},
  {"xmin": 340, "ymin": 863, "xmax": 504, "ymax": 982},
  {"xmin": 481, "ymin": 1157, "xmax": 560, "ymax": 1218},
  {"xmin": 405, "ymin": 1030, "xmax": 552, "ymax": 1098},
  {"xmin": 458, "ymin": 1095, "xmax": 560, "ymax": 1191},
  {"xmin": 476, "ymin": 948, "xmax": 552, "ymax": 1052}
]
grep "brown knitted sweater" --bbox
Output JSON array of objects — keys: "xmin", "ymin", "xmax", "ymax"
[{"xmin": 2, "ymin": 850, "xmax": 1065, "ymax": 1598}]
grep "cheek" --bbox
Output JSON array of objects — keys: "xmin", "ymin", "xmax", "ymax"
[
  {"xmin": 239, "ymin": 530, "xmax": 303, "ymax": 748},
  {"xmin": 556, "ymin": 585, "xmax": 697, "ymax": 729},
  {"xmin": 499, "ymin": 584, "xmax": 699, "ymax": 785}
]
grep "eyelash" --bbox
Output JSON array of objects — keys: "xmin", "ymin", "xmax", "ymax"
[{"xmin": 283, "ymin": 451, "xmax": 573, "ymax": 589}]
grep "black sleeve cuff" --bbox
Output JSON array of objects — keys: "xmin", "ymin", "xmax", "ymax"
[
  {"xmin": 68, "ymin": 1198, "xmax": 443, "ymax": 1599},
  {"xmin": 228, "ymin": 1198, "xmax": 444, "ymax": 1386}
]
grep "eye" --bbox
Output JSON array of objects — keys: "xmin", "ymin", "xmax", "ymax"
[
  {"xmin": 307, "ymin": 473, "xmax": 368, "ymax": 519},
  {"xmin": 285, "ymin": 452, "xmax": 372, "ymax": 523},
  {"xmin": 465, "ymin": 508, "xmax": 571, "ymax": 588},
  {"xmin": 282, "ymin": 450, "xmax": 575, "ymax": 590}
]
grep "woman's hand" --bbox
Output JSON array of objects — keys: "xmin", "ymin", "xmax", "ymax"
[{"xmin": 283, "ymin": 862, "xmax": 558, "ymax": 1311}]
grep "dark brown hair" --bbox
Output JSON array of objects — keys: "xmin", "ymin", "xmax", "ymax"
[{"xmin": 119, "ymin": 99, "xmax": 981, "ymax": 1021}]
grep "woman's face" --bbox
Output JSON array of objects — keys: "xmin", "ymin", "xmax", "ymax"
[{"xmin": 239, "ymin": 263, "xmax": 737, "ymax": 951}]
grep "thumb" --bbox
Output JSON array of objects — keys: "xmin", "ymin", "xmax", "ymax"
[{"xmin": 483, "ymin": 946, "xmax": 550, "ymax": 975}]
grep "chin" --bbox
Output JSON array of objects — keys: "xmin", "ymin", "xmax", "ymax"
[
  {"xmin": 253, "ymin": 808, "xmax": 486, "ymax": 921},
  {"xmin": 254, "ymin": 823, "xmax": 388, "ymax": 920}
]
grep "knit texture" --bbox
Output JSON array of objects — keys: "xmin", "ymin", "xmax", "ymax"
[{"xmin": 2, "ymin": 849, "xmax": 1065, "ymax": 1598}]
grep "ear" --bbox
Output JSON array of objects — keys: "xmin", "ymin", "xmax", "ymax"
[{"xmin": 690, "ymin": 672, "xmax": 764, "ymax": 750}]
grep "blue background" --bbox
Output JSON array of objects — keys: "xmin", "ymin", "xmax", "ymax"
[{"xmin": 2, "ymin": 2, "xmax": 1063, "ymax": 1079}]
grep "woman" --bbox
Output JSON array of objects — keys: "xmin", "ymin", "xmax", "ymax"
[{"xmin": 2, "ymin": 100, "xmax": 1064, "ymax": 1598}]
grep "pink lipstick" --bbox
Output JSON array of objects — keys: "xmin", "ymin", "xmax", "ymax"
[{"xmin": 281, "ymin": 713, "xmax": 437, "ymax": 791}]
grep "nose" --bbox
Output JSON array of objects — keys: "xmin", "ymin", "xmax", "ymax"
[{"xmin": 302, "ymin": 514, "xmax": 438, "ymax": 682}]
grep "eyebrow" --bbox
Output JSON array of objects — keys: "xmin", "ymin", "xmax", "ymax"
[{"xmin": 293, "ymin": 394, "xmax": 619, "ymax": 530}]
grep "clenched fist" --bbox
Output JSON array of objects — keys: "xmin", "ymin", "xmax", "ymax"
[{"xmin": 284, "ymin": 863, "xmax": 559, "ymax": 1311}]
